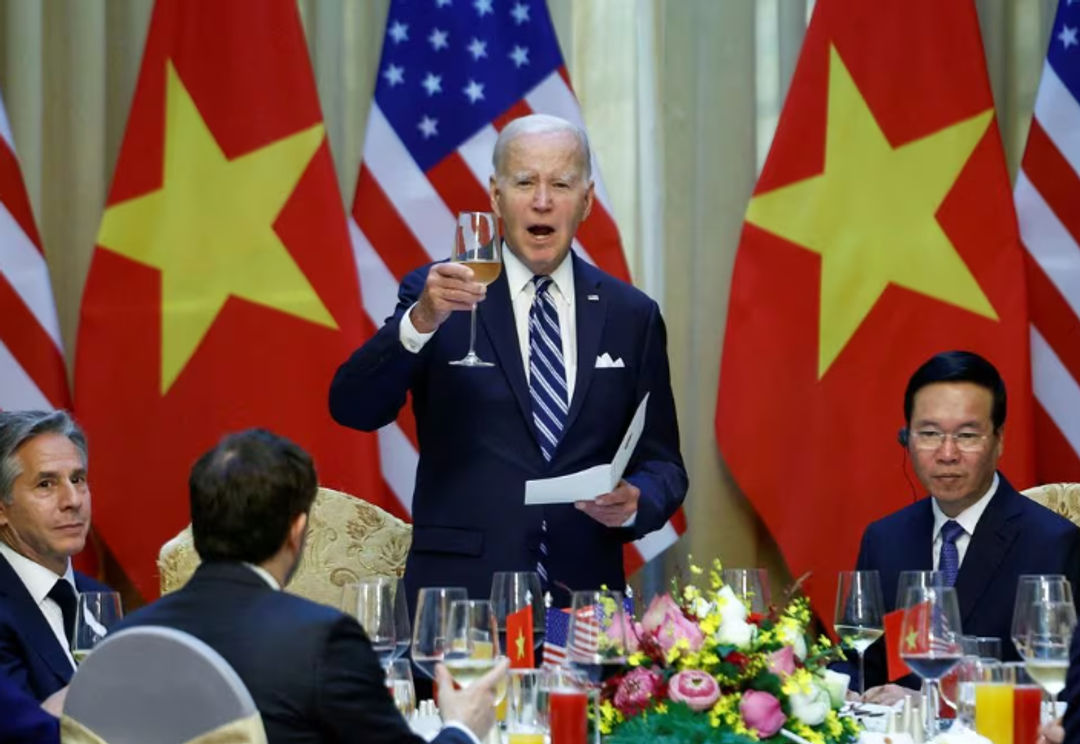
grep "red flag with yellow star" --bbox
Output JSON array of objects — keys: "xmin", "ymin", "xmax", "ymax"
[
  {"xmin": 506, "ymin": 605, "xmax": 536, "ymax": 668},
  {"xmin": 74, "ymin": 0, "xmax": 381, "ymax": 599},
  {"xmin": 715, "ymin": 0, "xmax": 1034, "ymax": 625}
]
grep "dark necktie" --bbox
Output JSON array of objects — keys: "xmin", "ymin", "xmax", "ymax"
[
  {"xmin": 48, "ymin": 578, "xmax": 77, "ymax": 645},
  {"xmin": 939, "ymin": 520, "xmax": 965, "ymax": 586},
  {"xmin": 528, "ymin": 275, "xmax": 568, "ymax": 587}
]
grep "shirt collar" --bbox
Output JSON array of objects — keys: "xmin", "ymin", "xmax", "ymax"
[
  {"xmin": 0, "ymin": 540, "xmax": 74, "ymax": 604},
  {"xmin": 242, "ymin": 562, "xmax": 281, "ymax": 590},
  {"xmin": 502, "ymin": 242, "xmax": 574, "ymax": 301},
  {"xmin": 931, "ymin": 471, "xmax": 999, "ymax": 539}
]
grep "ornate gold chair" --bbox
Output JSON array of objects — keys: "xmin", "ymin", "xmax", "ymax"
[
  {"xmin": 1020, "ymin": 483, "xmax": 1080, "ymax": 527},
  {"xmin": 158, "ymin": 487, "xmax": 412, "ymax": 608}
]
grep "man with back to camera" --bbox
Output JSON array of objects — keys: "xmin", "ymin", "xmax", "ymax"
[
  {"xmin": 0, "ymin": 409, "xmax": 111, "ymax": 701},
  {"xmin": 116, "ymin": 428, "xmax": 506, "ymax": 744},
  {"xmin": 852, "ymin": 350, "xmax": 1080, "ymax": 703},
  {"xmin": 329, "ymin": 113, "xmax": 687, "ymax": 607}
]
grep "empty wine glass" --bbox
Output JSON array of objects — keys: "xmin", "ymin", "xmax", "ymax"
[
  {"xmin": 722, "ymin": 568, "xmax": 771, "ymax": 613},
  {"xmin": 449, "ymin": 211, "xmax": 501, "ymax": 367},
  {"xmin": 834, "ymin": 570, "xmax": 884, "ymax": 696},
  {"xmin": 490, "ymin": 571, "xmax": 545, "ymax": 666},
  {"xmin": 411, "ymin": 586, "xmax": 467, "ymax": 679},
  {"xmin": 342, "ymin": 578, "xmax": 396, "ymax": 670},
  {"xmin": 899, "ymin": 585, "xmax": 964, "ymax": 740},
  {"xmin": 71, "ymin": 591, "xmax": 123, "ymax": 663}
]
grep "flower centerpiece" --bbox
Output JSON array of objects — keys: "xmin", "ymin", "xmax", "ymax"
[{"xmin": 597, "ymin": 561, "xmax": 862, "ymax": 744}]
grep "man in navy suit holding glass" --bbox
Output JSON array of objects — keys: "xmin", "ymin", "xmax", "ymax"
[{"xmin": 330, "ymin": 114, "xmax": 687, "ymax": 607}]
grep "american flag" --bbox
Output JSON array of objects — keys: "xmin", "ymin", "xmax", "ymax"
[
  {"xmin": 1016, "ymin": 0, "xmax": 1080, "ymax": 479},
  {"xmin": 541, "ymin": 595, "xmax": 633, "ymax": 667},
  {"xmin": 349, "ymin": 0, "xmax": 685, "ymax": 569},
  {"xmin": 0, "ymin": 89, "xmax": 70, "ymax": 412}
]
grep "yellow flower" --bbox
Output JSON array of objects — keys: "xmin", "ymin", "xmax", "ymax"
[
  {"xmin": 690, "ymin": 563, "xmax": 703, "ymax": 576},
  {"xmin": 655, "ymin": 703, "xmax": 668, "ymax": 715},
  {"xmin": 627, "ymin": 651, "xmax": 646, "ymax": 667}
]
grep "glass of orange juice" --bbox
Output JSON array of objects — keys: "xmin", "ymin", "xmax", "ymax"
[{"xmin": 974, "ymin": 660, "xmax": 1015, "ymax": 744}]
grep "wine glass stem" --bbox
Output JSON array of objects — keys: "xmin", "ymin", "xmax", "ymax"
[
  {"xmin": 924, "ymin": 680, "xmax": 937, "ymax": 739},
  {"xmin": 467, "ymin": 306, "xmax": 479, "ymax": 355},
  {"xmin": 593, "ymin": 689, "xmax": 602, "ymax": 744},
  {"xmin": 857, "ymin": 650, "xmax": 865, "ymax": 697}
]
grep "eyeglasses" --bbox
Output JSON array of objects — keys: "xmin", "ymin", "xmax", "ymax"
[{"xmin": 910, "ymin": 430, "xmax": 991, "ymax": 452}]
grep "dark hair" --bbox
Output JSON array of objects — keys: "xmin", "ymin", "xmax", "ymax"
[
  {"xmin": 903, "ymin": 351, "xmax": 1006, "ymax": 431},
  {"xmin": 0, "ymin": 410, "xmax": 88, "ymax": 504},
  {"xmin": 189, "ymin": 429, "xmax": 317, "ymax": 564}
]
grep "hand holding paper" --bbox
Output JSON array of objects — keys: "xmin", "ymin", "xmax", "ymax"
[{"xmin": 575, "ymin": 479, "xmax": 640, "ymax": 527}]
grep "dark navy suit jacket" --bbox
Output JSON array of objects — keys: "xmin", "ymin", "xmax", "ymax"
[
  {"xmin": 853, "ymin": 474, "xmax": 1080, "ymax": 689},
  {"xmin": 0, "ymin": 553, "xmax": 110, "ymax": 701},
  {"xmin": 117, "ymin": 562, "xmax": 471, "ymax": 744},
  {"xmin": 329, "ymin": 253, "xmax": 687, "ymax": 605},
  {"xmin": 0, "ymin": 676, "xmax": 58, "ymax": 743}
]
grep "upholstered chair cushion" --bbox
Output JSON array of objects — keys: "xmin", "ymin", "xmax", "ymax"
[
  {"xmin": 158, "ymin": 487, "xmax": 412, "ymax": 608},
  {"xmin": 1021, "ymin": 482, "xmax": 1080, "ymax": 528}
]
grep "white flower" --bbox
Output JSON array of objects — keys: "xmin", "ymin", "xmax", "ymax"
[
  {"xmin": 818, "ymin": 669, "xmax": 850, "ymax": 708},
  {"xmin": 714, "ymin": 616, "xmax": 756, "ymax": 649},
  {"xmin": 776, "ymin": 619, "xmax": 807, "ymax": 660},
  {"xmin": 715, "ymin": 585, "xmax": 748, "ymax": 622},
  {"xmin": 690, "ymin": 596, "xmax": 713, "ymax": 619},
  {"xmin": 789, "ymin": 682, "xmax": 831, "ymax": 726}
]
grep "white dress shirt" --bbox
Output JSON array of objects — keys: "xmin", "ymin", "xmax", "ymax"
[
  {"xmin": 400, "ymin": 246, "xmax": 579, "ymax": 404},
  {"xmin": 930, "ymin": 472, "xmax": 999, "ymax": 570},
  {"xmin": 0, "ymin": 541, "xmax": 77, "ymax": 668}
]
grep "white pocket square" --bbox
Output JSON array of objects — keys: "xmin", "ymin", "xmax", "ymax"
[{"xmin": 595, "ymin": 353, "xmax": 625, "ymax": 369}]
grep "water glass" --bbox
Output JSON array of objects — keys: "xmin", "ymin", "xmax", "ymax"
[{"xmin": 506, "ymin": 669, "xmax": 548, "ymax": 744}]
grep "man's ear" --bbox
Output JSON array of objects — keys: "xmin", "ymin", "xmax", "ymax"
[{"xmin": 287, "ymin": 512, "xmax": 308, "ymax": 553}]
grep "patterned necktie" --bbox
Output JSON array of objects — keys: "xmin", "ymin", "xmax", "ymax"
[
  {"xmin": 528, "ymin": 275, "xmax": 568, "ymax": 587},
  {"xmin": 48, "ymin": 578, "xmax": 78, "ymax": 647},
  {"xmin": 938, "ymin": 520, "xmax": 965, "ymax": 586}
]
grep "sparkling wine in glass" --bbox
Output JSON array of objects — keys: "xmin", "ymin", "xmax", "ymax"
[
  {"xmin": 449, "ymin": 211, "xmax": 501, "ymax": 367},
  {"xmin": 411, "ymin": 586, "xmax": 467, "ymax": 679},
  {"xmin": 490, "ymin": 571, "xmax": 545, "ymax": 663},
  {"xmin": 1018, "ymin": 599, "xmax": 1076, "ymax": 719},
  {"xmin": 1012, "ymin": 575, "xmax": 1072, "ymax": 655},
  {"xmin": 342, "ymin": 578, "xmax": 396, "ymax": 669},
  {"xmin": 443, "ymin": 599, "xmax": 507, "ymax": 704},
  {"xmin": 71, "ymin": 591, "xmax": 123, "ymax": 663},
  {"xmin": 567, "ymin": 590, "xmax": 628, "ymax": 744},
  {"xmin": 899, "ymin": 585, "xmax": 964, "ymax": 740},
  {"xmin": 834, "ymin": 570, "xmax": 885, "ymax": 697}
]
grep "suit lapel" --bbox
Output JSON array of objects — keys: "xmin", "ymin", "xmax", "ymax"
[
  {"xmin": 0, "ymin": 555, "xmax": 74, "ymax": 684},
  {"xmin": 477, "ymin": 268, "xmax": 538, "ymax": 448},
  {"xmin": 563, "ymin": 254, "xmax": 606, "ymax": 437},
  {"xmin": 955, "ymin": 479, "xmax": 1022, "ymax": 625}
]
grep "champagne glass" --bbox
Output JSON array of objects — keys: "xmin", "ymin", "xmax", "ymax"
[
  {"xmin": 722, "ymin": 568, "xmax": 771, "ymax": 613},
  {"xmin": 834, "ymin": 570, "xmax": 885, "ymax": 696},
  {"xmin": 1018, "ymin": 599, "xmax": 1076, "ymax": 720},
  {"xmin": 899, "ymin": 585, "xmax": 964, "ymax": 740},
  {"xmin": 342, "ymin": 578, "xmax": 396, "ymax": 670},
  {"xmin": 449, "ymin": 211, "xmax": 501, "ymax": 367},
  {"xmin": 443, "ymin": 599, "xmax": 506, "ymax": 704},
  {"xmin": 490, "ymin": 571, "xmax": 545, "ymax": 665},
  {"xmin": 567, "ymin": 590, "xmax": 629, "ymax": 744},
  {"xmin": 411, "ymin": 586, "xmax": 467, "ymax": 679},
  {"xmin": 392, "ymin": 578, "xmax": 412, "ymax": 661},
  {"xmin": 1012, "ymin": 575, "xmax": 1072, "ymax": 656},
  {"xmin": 71, "ymin": 591, "xmax": 123, "ymax": 663},
  {"xmin": 385, "ymin": 658, "xmax": 417, "ymax": 717}
]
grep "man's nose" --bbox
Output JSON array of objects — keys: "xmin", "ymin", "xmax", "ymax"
[
  {"xmin": 936, "ymin": 436, "xmax": 961, "ymax": 460},
  {"xmin": 58, "ymin": 481, "xmax": 85, "ymax": 509},
  {"xmin": 532, "ymin": 184, "xmax": 552, "ymax": 210}
]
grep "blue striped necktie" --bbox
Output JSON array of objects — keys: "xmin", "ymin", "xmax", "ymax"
[
  {"xmin": 939, "ymin": 520, "xmax": 964, "ymax": 586},
  {"xmin": 528, "ymin": 275, "xmax": 568, "ymax": 586}
]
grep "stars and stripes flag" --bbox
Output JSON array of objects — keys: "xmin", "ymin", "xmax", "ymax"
[
  {"xmin": 350, "ymin": 0, "xmax": 685, "ymax": 571},
  {"xmin": 1015, "ymin": 0, "xmax": 1080, "ymax": 481},
  {"xmin": 0, "ymin": 89, "xmax": 70, "ymax": 413},
  {"xmin": 541, "ymin": 595, "xmax": 633, "ymax": 667}
]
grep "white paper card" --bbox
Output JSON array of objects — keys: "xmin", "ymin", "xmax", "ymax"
[{"xmin": 524, "ymin": 393, "xmax": 650, "ymax": 505}]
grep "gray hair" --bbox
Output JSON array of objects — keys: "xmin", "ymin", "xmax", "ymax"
[
  {"xmin": 0, "ymin": 410, "xmax": 87, "ymax": 504},
  {"xmin": 492, "ymin": 114, "xmax": 592, "ymax": 181}
]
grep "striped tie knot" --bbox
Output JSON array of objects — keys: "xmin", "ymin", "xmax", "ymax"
[
  {"xmin": 938, "ymin": 519, "xmax": 964, "ymax": 586},
  {"xmin": 533, "ymin": 274, "xmax": 553, "ymax": 294}
]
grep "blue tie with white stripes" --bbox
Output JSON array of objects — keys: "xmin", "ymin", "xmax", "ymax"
[{"xmin": 529, "ymin": 275, "xmax": 568, "ymax": 587}]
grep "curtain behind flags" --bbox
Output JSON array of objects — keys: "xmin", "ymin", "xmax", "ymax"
[
  {"xmin": 1016, "ymin": 0, "xmax": 1080, "ymax": 482},
  {"xmin": 715, "ymin": 0, "xmax": 1034, "ymax": 625},
  {"xmin": 0, "ymin": 89, "xmax": 69, "ymax": 412},
  {"xmin": 350, "ymin": 0, "xmax": 685, "ymax": 573},
  {"xmin": 74, "ymin": 0, "xmax": 382, "ymax": 599}
]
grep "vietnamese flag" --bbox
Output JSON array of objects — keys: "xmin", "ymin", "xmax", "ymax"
[
  {"xmin": 506, "ymin": 605, "xmax": 536, "ymax": 668},
  {"xmin": 74, "ymin": 0, "xmax": 381, "ymax": 599},
  {"xmin": 715, "ymin": 0, "xmax": 1034, "ymax": 626}
]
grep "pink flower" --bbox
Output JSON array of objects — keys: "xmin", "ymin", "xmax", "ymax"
[
  {"xmin": 613, "ymin": 667, "xmax": 663, "ymax": 716},
  {"xmin": 640, "ymin": 594, "xmax": 704, "ymax": 654},
  {"xmin": 766, "ymin": 645, "xmax": 796, "ymax": 677},
  {"xmin": 667, "ymin": 670, "xmax": 720, "ymax": 712},
  {"xmin": 740, "ymin": 690, "xmax": 787, "ymax": 738},
  {"xmin": 607, "ymin": 612, "xmax": 643, "ymax": 653}
]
